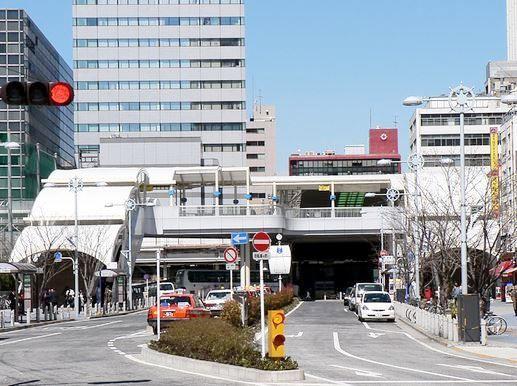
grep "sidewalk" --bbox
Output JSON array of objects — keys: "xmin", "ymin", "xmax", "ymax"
[{"xmin": 456, "ymin": 300, "xmax": 517, "ymax": 362}]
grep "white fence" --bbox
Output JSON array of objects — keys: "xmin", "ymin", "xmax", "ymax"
[
  {"xmin": 394, "ymin": 301, "xmax": 460, "ymax": 343},
  {"xmin": 0, "ymin": 297, "xmax": 154, "ymax": 330}
]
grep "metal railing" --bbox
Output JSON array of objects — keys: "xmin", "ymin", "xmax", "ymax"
[
  {"xmin": 394, "ymin": 301, "xmax": 460, "ymax": 343},
  {"xmin": 285, "ymin": 207, "xmax": 363, "ymax": 218},
  {"xmin": 178, "ymin": 205, "xmax": 281, "ymax": 217}
]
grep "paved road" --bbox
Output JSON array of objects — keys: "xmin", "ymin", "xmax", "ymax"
[
  {"xmin": 2, "ymin": 301, "xmax": 516, "ymax": 385},
  {"xmin": 285, "ymin": 300, "xmax": 517, "ymax": 385},
  {"xmin": 0, "ymin": 311, "xmax": 236, "ymax": 386}
]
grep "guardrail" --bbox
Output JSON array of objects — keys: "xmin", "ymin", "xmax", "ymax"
[{"xmin": 394, "ymin": 301, "xmax": 459, "ymax": 343}]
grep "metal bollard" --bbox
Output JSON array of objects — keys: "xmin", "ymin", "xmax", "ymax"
[
  {"xmin": 453, "ymin": 319, "xmax": 459, "ymax": 342},
  {"xmin": 1, "ymin": 310, "xmax": 4, "ymax": 329},
  {"xmin": 480, "ymin": 319, "xmax": 487, "ymax": 346}
]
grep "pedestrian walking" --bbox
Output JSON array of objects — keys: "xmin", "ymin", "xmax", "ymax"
[
  {"xmin": 451, "ymin": 283, "xmax": 461, "ymax": 300},
  {"xmin": 8, "ymin": 290, "xmax": 15, "ymax": 311}
]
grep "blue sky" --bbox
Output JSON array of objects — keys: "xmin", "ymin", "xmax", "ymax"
[{"xmin": 2, "ymin": 0, "xmax": 507, "ymax": 173}]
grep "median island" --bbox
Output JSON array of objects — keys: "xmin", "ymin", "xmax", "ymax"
[{"xmin": 149, "ymin": 289, "xmax": 299, "ymax": 372}]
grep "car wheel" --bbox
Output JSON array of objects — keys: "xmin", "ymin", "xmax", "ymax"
[
  {"xmin": 358, "ymin": 316, "xmax": 364, "ymax": 322},
  {"xmin": 388, "ymin": 318, "xmax": 395, "ymax": 323}
]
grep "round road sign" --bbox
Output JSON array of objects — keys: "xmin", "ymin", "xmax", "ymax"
[
  {"xmin": 223, "ymin": 247, "xmax": 238, "ymax": 263},
  {"xmin": 252, "ymin": 232, "xmax": 271, "ymax": 253}
]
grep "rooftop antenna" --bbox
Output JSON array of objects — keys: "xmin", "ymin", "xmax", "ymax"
[
  {"xmin": 257, "ymin": 89, "xmax": 264, "ymax": 113},
  {"xmin": 393, "ymin": 115, "xmax": 398, "ymax": 128},
  {"xmin": 369, "ymin": 108, "xmax": 373, "ymax": 129}
]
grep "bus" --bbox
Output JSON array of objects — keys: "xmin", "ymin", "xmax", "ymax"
[{"xmin": 175, "ymin": 269, "xmax": 278, "ymax": 296}]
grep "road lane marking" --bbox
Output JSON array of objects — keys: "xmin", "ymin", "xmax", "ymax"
[
  {"xmin": 332, "ymin": 332, "xmax": 473, "ymax": 381},
  {"xmin": 305, "ymin": 373, "xmax": 350, "ymax": 385},
  {"xmin": 344, "ymin": 308, "xmax": 349, "ymax": 313},
  {"xmin": 0, "ymin": 332, "xmax": 61, "ymax": 346},
  {"xmin": 362, "ymin": 322, "xmax": 370, "ymax": 329},
  {"xmin": 437, "ymin": 364, "xmax": 513, "ymax": 377},
  {"xmin": 367, "ymin": 332, "xmax": 385, "ymax": 339},
  {"xmin": 330, "ymin": 364, "xmax": 382, "ymax": 378},
  {"xmin": 285, "ymin": 331, "xmax": 303, "ymax": 338},
  {"xmin": 285, "ymin": 300, "xmax": 304, "ymax": 317}
]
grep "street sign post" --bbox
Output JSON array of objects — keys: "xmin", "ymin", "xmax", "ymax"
[
  {"xmin": 223, "ymin": 247, "xmax": 238, "ymax": 263},
  {"xmin": 252, "ymin": 231, "xmax": 271, "ymax": 253},
  {"xmin": 231, "ymin": 232, "xmax": 249, "ymax": 245},
  {"xmin": 251, "ymin": 231, "xmax": 271, "ymax": 358},
  {"xmin": 54, "ymin": 251, "xmax": 62, "ymax": 263},
  {"xmin": 224, "ymin": 247, "xmax": 239, "ymax": 296}
]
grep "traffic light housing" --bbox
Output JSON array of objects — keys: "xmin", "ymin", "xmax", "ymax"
[
  {"xmin": 267, "ymin": 310, "xmax": 286, "ymax": 358},
  {"xmin": 1, "ymin": 81, "xmax": 74, "ymax": 106}
]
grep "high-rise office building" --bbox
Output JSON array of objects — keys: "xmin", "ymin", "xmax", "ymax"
[
  {"xmin": 246, "ymin": 103, "xmax": 275, "ymax": 199},
  {"xmin": 73, "ymin": 0, "xmax": 247, "ymax": 170},
  {"xmin": 408, "ymin": 96, "xmax": 509, "ymax": 167},
  {"xmin": 0, "ymin": 9, "xmax": 75, "ymax": 258}
]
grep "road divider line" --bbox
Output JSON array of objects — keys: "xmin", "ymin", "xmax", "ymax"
[
  {"xmin": 337, "ymin": 380, "xmax": 517, "ymax": 384},
  {"xmin": 0, "ymin": 332, "xmax": 61, "ymax": 346},
  {"xmin": 330, "ymin": 364, "xmax": 383, "ymax": 378},
  {"xmin": 285, "ymin": 300, "xmax": 304, "ymax": 317},
  {"xmin": 332, "ymin": 332, "xmax": 473, "ymax": 381},
  {"xmin": 437, "ymin": 363, "xmax": 513, "ymax": 378},
  {"xmin": 305, "ymin": 373, "xmax": 349, "ymax": 385}
]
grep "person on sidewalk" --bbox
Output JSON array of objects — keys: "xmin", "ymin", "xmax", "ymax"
[{"xmin": 511, "ymin": 284, "xmax": 517, "ymax": 317}]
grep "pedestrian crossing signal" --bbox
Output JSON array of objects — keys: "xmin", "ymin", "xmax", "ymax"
[{"xmin": 267, "ymin": 310, "xmax": 286, "ymax": 358}]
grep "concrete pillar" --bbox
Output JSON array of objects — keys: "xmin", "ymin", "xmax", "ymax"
[{"xmin": 240, "ymin": 243, "xmax": 251, "ymax": 288}]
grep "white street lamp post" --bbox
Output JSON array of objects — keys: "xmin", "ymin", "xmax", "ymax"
[
  {"xmin": 403, "ymin": 86, "xmax": 475, "ymax": 296},
  {"xmin": 125, "ymin": 199, "xmax": 136, "ymax": 310},
  {"xmin": 68, "ymin": 176, "xmax": 83, "ymax": 318},
  {"xmin": 377, "ymin": 155, "xmax": 425, "ymax": 299}
]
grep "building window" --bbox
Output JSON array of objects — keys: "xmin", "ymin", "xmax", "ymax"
[
  {"xmin": 250, "ymin": 166, "xmax": 265, "ymax": 172},
  {"xmin": 246, "ymin": 128, "xmax": 265, "ymax": 134},
  {"xmin": 73, "ymin": 16, "xmax": 244, "ymax": 26},
  {"xmin": 246, "ymin": 141, "xmax": 265, "ymax": 147},
  {"xmin": 203, "ymin": 144, "xmax": 245, "ymax": 152}
]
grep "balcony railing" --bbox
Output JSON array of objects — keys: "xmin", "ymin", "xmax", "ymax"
[
  {"xmin": 285, "ymin": 207, "xmax": 362, "ymax": 218},
  {"xmin": 178, "ymin": 205, "xmax": 282, "ymax": 217}
]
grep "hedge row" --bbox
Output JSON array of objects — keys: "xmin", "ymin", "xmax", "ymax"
[{"xmin": 150, "ymin": 318, "xmax": 298, "ymax": 371}]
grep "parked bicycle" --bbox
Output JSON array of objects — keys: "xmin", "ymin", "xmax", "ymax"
[{"xmin": 483, "ymin": 311, "xmax": 507, "ymax": 335}]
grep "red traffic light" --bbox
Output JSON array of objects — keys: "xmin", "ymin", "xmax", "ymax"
[
  {"xmin": 1, "ymin": 81, "xmax": 74, "ymax": 106},
  {"xmin": 272, "ymin": 334, "xmax": 285, "ymax": 347},
  {"xmin": 49, "ymin": 82, "xmax": 74, "ymax": 106}
]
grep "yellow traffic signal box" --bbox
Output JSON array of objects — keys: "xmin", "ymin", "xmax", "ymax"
[{"xmin": 268, "ymin": 310, "xmax": 286, "ymax": 358}]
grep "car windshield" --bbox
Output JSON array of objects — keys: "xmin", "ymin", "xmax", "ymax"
[
  {"xmin": 363, "ymin": 293, "xmax": 391, "ymax": 303},
  {"xmin": 206, "ymin": 292, "xmax": 231, "ymax": 301},
  {"xmin": 160, "ymin": 283, "xmax": 174, "ymax": 291},
  {"xmin": 358, "ymin": 284, "xmax": 382, "ymax": 293},
  {"xmin": 160, "ymin": 296, "xmax": 192, "ymax": 307}
]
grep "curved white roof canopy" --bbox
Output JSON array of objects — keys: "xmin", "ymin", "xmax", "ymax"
[
  {"xmin": 28, "ymin": 186, "xmax": 133, "ymax": 222},
  {"xmin": 11, "ymin": 224, "xmax": 124, "ymax": 266}
]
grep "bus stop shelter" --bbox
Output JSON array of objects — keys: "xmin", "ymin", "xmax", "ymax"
[{"xmin": 0, "ymin": 262, "xmax": 39, "ymax": 323}]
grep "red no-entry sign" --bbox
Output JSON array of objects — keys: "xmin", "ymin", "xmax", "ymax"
[
  {"xmin": 252, "ymin": 232, "xmax": 271, "ymax": 253},
  {"xmin": 223, "ymin": 247, "xmax": 238, "ymax": 263}
]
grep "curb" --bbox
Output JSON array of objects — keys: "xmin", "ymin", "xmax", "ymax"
[
  {"xmin": 89, "ymin": 309, "xmax": 145, "ymax": 319},
  {"xmin": 141, "ymin": 346, "xmax": 305, "ymax": 382},
  {"xmin": 0, "ymin": 318, "xmax": 75, "ymax": 334},
  {"xmin": 396, "ymin": 315, "xmax": 517, "ymax": 363}
]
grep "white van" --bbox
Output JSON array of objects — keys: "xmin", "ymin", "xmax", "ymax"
[{"xmin": 349, "ymin": 282, "xmax": 383, "ymax": 311}]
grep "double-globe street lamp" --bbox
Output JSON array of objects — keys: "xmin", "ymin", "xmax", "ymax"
[
  {"xmin": 373, "ymin": 154, "xmax": 426, "ymax": 299},
  {"xmin": 106, "ymin": 198, "xmax": 156, "ymax": 310},
  {"xmin": 1, "ymin": 141, "xmax": 20, "ymax": 255},
  {"xmin": 403, "ymin": 87, "xmax": 517, "ymax": 296}
]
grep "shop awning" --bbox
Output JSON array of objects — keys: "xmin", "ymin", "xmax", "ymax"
[
  {"xmin": 491, "ymin": 260, "xmax": 514, "ymax": 277},
  {"xmin": 503, "ymin": 266, "xmax": 517, "ymax": 276}
]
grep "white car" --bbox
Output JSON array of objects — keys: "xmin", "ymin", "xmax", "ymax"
[
  {"xmin": 349, "ymin": 282, "xmax": 383, "ymax": 311},
  {"xmin": 357, "ymin": 291, "xmax": 395, "ymax": 322},
  {"xmin": 203, "ymin": 289, "xmax": 232, "ymax": 316}
]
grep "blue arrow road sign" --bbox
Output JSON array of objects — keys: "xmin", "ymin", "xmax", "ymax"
[
  {"xmin": 54, "ymin": 251, "xmax": 62, "ymax": 262},
  {"xmin": 231, "ymin": 232, "xmax": 248, "ymax": 245}
]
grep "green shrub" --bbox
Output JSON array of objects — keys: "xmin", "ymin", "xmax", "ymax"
[
  {"xmin": 150, "ymin": 318, "xmax": 298, "ymax": 371},
  {"xmin": 220, "ymin": 300, "xmax": 242, "ymax": 328}
]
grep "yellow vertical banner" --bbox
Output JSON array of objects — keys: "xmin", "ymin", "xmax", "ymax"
[{"xmin": 489, "ymin": 127, "xmax": 500, "ymax": 217}]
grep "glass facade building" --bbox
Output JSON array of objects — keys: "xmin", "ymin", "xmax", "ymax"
[{"xmin": 0, "ymin": 9, "xmax": 75, "ymax": 258}]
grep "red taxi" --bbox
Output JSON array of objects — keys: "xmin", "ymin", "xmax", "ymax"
[{"xmin": 147, "ymin": 293, "xmax": 211, "ymax": 335}]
